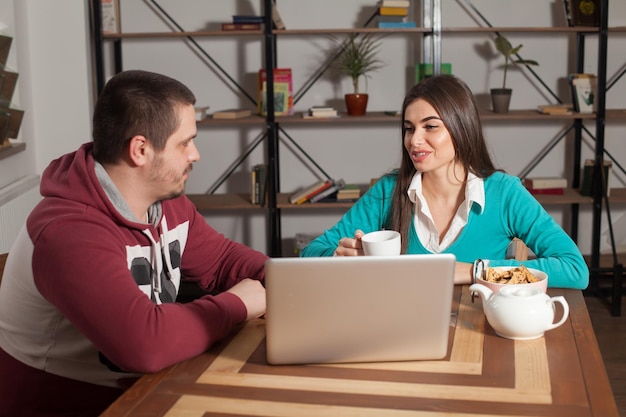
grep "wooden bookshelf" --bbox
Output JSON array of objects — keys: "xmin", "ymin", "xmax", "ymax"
[{"xmin": 0, "ymin": 142, "xmax": 26, "ymax": 161}]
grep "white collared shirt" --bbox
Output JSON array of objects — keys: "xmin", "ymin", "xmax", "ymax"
[{"xmin": 407, "ymin": 171, "xmax": 485, "ymax": 253}]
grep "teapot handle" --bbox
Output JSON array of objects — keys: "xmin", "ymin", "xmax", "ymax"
[{"xmin": 546, "ymin": 296, "xmax": 570, "ymax": 331}]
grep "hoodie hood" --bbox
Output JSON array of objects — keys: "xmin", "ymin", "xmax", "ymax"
[{"xmin": 39, "ymin": 142, "xmax": 141, "ymax": 229}]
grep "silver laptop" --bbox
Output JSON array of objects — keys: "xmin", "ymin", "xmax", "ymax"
[{"xmin": 264, "ymin": 254, "xmax": 456, "ymax": 365}]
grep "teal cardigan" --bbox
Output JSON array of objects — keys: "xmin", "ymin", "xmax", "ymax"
[{"xmin": 301, "ymin": 172, "xmax": 589, "ymax": 289}]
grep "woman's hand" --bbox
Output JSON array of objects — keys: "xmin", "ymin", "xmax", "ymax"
[{"xmin": 334, "ymin": 230, "xmax": 365, "ymax": 256}]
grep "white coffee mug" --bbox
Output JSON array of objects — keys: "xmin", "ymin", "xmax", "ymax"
[{"xmin": 361, "ymin": 230, "xmax": 401, "ymax": 256}]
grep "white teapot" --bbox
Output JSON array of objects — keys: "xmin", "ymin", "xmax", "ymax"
[{"xmin": 469, "ymin": 283, "xmax": 569, "ymax": 340}]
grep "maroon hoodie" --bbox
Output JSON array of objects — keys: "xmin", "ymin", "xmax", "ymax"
[{"xmin": 0, "ymin": 142, "xmax": 267, "ymax": 416}]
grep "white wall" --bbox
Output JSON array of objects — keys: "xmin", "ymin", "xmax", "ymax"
[
  {"xmin": 0, "ymin": 0, "xmax": 93, "ymax": 188},
  {"xmin": 2, "ymin": 0, "xmax": 625, "ymax": 256}
]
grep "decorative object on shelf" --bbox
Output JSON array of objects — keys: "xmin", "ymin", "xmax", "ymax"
[
  {"xmin": 568, "ymin": 0, "xmax": 600, "ymax": 27},
  {"xmin": 416, "ymin": 63, "xmax": 452, "ymax": 82},
  {"xmin": 336, "ymin": 34, "xmax": 384, "ymax": 116},
  {"xmin": 490, "ymin": 35, "xmax": 538, "ymax": 114},
  {"xmin": 0, "ymin": 34, "xmax": 23, "ymax": 154},
  {"xmin": 194, "ymin": 106, "xmax": 209, "ymax": 121},
  {"xmin": 569, "ymin": 73, "xmax": 597, "ymax": 113}
]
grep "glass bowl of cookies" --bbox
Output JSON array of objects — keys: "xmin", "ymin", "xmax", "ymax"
[{"xmin": 476, "ymin": 265, "xmax": 548, "ymax": 293}]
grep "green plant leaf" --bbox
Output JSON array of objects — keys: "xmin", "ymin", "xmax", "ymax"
[
  {"xmin": 492, "ymin": 34, "xmax": 539, "ymax": 89},
  {"xmin": 336, "ymin": 34, "xmax": 385, "ymax": 94}
]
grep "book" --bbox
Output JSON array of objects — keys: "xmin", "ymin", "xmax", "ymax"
[
  {"xmin": 232, "ymin": 15, "xmax": 265, "ymax": 24},
  {"xmin": 258, "ymin": 68, "xmax": 294, "ymax": 116},
  {"xmin": 580, "ymin": 159, "xmax": 612, "ymax": 197},
  {"xmin": 306, "ymin": 106, "xmax": 338, "ymax": 118},
  {"xmin": 271, "ymin": 1, "xmax": 286, "ymax": 30},
  {"xmin": 562, "ymin": 0, "xmax": 573, "ymax": 26},
  {"xmin": 569, "ymin": 73, "xmax": 597, "ymax": 113},
  {"xmin": 336, "ymin": 184, "xmax": 361, "ymax": 201},
  {"xmin": 212, "ymin": 108, "xmax": 253, "ymax": 119},
  {"xmin": 378, "ymin": 21, "xmax": 416, "ymax": 29},
  {"xmin": 221, "ymin": 23, "xmax": 262, "ymax": 31},
  {"xmin": 537, "ymin": 104, "xmax": 573, "ymax": 115},
  {"xmin": 100, "ymin": 0, "xmax": 120, "ymax": 34},
  {"xmin": 309, "ymin": 179, "xmax": 346, "ymax": 203},
  {"xmin": 250, "ymin": 167, "xmax": 257, "ymax": 204},
  {"xmin": 375, "ymin": 15, "xmax": 405, "ymax": 23},
  {"xmin": 378, "ymin": 7, "xmax": 409, "ymax": 16},
  {"xmin": 570, "ymin": 0, "xmax": 600, "ymax": 26},
  {"xmin": 523, "ymin": 177, "xmax": 568, "ymax": 190},
  {"xmin": 296, "ymin": 180, "xmax": 333, "ymax": 205},
  {"xmin": 289, "ymin": 180, "xmax": 332, "ymax": 204},
  {"xmin": 251, "ymin": 164, "xmax": 268, "ymax": 205},
  {"xmin": 378, "ymin": 0, "xmax": 411, "ymax": 7}
]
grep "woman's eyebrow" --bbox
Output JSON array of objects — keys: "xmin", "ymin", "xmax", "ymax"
[{"xmin": 421, "ymin": 115, "xmax": 442, "ymax": 123}]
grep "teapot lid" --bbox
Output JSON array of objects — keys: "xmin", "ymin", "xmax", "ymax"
[{"xmin": 499, "ymin": 286, "xmax": 544, "ymax": 298}]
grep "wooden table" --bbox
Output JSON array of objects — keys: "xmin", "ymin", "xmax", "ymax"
[{"xmin": 101, "ymin": 286, "xmax": 619, "ymax": 417}]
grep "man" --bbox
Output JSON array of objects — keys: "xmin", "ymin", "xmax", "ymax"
[{"xmin": 0, "ymin": 70, "xmax": 267, "ymax": 416}]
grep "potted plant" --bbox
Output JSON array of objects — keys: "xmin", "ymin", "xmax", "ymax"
[
  {"xmin": 491, "ymin": 35, "xmax": 539, "ymax": 113},
  {"xmin": 336, "ymin": 33, "xmax": 385, "ymax": 116}
]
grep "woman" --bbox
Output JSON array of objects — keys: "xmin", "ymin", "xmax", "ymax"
[{"xmin": 301, "ymin": 75, "xmax": 588, "ymax": 289}]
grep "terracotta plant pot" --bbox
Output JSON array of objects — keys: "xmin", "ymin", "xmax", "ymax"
[
  {"xmin": 345, "ymin": 93, "xmax": 368, "ymax": 116},
  {"xmin": 490, "ymin": 88, "xmax": 512, "ymax": 114}
]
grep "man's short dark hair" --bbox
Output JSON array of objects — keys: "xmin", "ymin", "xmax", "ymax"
[{"xmin": 92, "ymin": 70, "xmax": 196, "ymax": 164}]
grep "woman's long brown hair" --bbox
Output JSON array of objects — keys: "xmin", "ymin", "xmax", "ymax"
[{"xmin": 391, "ymin": 75, "xmax": 498, "ymax": 253}]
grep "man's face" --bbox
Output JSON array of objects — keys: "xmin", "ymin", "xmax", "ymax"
[{"xmin": 148, "ymin": 104, "xmax": 199, "ymax": 201}]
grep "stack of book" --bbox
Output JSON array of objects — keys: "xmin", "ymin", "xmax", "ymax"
[
  {"xmin": 523, "ymin": 177, "xmax": 567, "ymax": 195},
  {"xmin": 303, "ymin": 106, "xmax": 339, "ymax": 119},
  {"xmin": 376, "ymin": 0, "xmax": 415, "ymax": 28},
  {"xmin": 250, "ymin": 164, "xmax": 268, "ymax": 205},
  {"xmin": 289, "ymin": 180, "xmax": 334, "ymax": 205},
  {"xmin": 336, "ymin": 184, "xmax": 361, "ymax": 202},
  {"xmin": 222, "ymin": 15, "xmax": 264, "ymax": 31},
  {"xmin": 310, "ymin": 179, "xmax": 346, "ymax": 203},
  {"xmin": 537, "ymin": 104, "xmax": 573, "ymax": 115}
]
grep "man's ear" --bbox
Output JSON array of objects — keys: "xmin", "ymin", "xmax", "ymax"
[{"xmin": 128, "ymin": 135, "xmax": 150, "ymax": 167}]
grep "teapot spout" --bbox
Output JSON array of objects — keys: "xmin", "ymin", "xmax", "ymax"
[{"xmin": 469, "ymin": 283, "xmax": 493, "ymax": 301}]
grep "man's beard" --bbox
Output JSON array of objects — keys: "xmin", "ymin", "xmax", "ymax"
[{"xmin": 149, "ymin": 157, "xmax": 193, "ymax": 201}]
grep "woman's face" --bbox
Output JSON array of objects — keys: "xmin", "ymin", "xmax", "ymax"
[{"xmin": 403, "ymin": 99, "xmax": 457, "ymax": 176}]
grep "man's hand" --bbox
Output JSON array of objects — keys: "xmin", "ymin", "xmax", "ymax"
[{"xmin": 227, "ymin": 279, "xmax": 266, "ymax": 320}]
